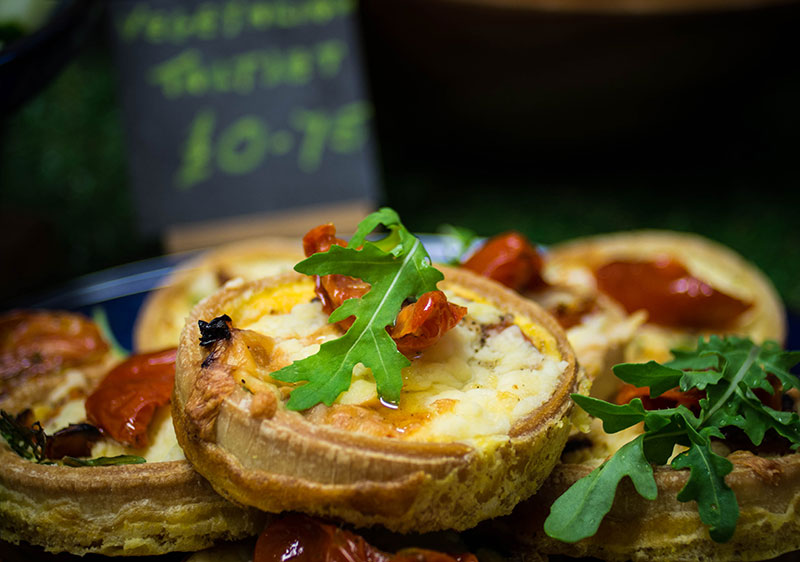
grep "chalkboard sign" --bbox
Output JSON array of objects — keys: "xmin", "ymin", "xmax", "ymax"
[{"xmin": 107, "ymin": 0, "xmax": 378, "ymax": 236}]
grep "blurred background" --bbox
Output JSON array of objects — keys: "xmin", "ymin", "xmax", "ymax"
[{"xmin": 1, "ymin": 0, "xmax": 799, "ymax": 315}]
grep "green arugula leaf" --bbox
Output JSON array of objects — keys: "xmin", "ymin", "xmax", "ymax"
[
  {"xmin": 757, "ymin": 340, "xmax": 800, "ymax": 393},
  {"xmin": 272, "ymin": 208, "xmax": 445, "ymax": 410},
  {"xmin": 613, "ymin": 361, "xmax": 684, "ymax": 397},
  {"xmin": 435, "ymin": 224, "xmax": 480, "ymax": 265},
  {"xmin": 642, "ymin": 419, "xmax": 685, "ymax": 464},
  {"xmin": 641, "ymin": 408, "xmax": 698, "ymax": 464},
  {"xmin": 548, "ymin": 335, "xmax": 800, "ymax": 545},
  {"xmin": 544, "ymin": 435, "xmax": 657, "ymax": 542},
  {"xmin": 671, "ymin": 434, "xmax": 738, "ymax": 543},
  {"xmin": 571, "ymin": 394, "xmax": 648, "ymax": 433}
]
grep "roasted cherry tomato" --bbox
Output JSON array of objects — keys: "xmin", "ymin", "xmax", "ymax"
[
  {"xmin": 84, "ymin": 348, "xmax": 176, "ymax": 448},
  {"xmin": 0, "ymin": 310, "xmax": 109, "ymax": 393},
  {"xmin": 595, "ymin": 259, "xmax": 751, "ymax": 329},
  {"xmin": 303, "ymin": 223, "xmax": 369, "ymax": 328},
  {"xmin": 461, "ymin": 232, "xmax": 546, "ymax": 292},
  {"xmin": 253, "ymin": 513, "xmax": 477, "ymax": 562},
  {"xmin": 389, "ymin": 291, "xmax": 467, "ymax": 357},
  {"xmin": 615, "ymin": 383, "xmax": 705, "ymax": 413},
  {"xmin": 302, "ymin": 224, "xmax": 465, "ymax": 356}
]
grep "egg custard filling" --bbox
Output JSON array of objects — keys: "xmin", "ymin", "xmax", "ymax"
[{"xmin": 202, "ymin": 276, "xmax": 570, "ymax": 449}]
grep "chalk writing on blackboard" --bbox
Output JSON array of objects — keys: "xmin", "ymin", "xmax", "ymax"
[{"xmin": 108, "ymin": 0, "xmax": 378, "ymax": 235}]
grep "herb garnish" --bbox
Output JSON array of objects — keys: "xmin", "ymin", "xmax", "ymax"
[
  {"xmin": 545, "ymin": 336, "xmax": 800, "ymax": 544},
  {"xmin": 62, "ymin": 455, "xmax": 146, "ymax": 467},
  {"xmin": 0, "ymin": 410, "xmax": 46, "ymax": 462},
  {"xmin": 436, "ymin": 224, "xmax": 479, "ymax": 265},
  {"xmin": 272, "ymin": 208, "xmax": 445, "ymax": 411}
]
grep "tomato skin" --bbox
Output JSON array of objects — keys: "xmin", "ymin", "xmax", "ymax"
[
  {"xmin": 595, "ymin": 259, "xmax": 751, "ymax": 330},
  {"xmin": 389, "ymin": 291, "xmax": 467, "ymax": 357},
  {"xmin": 615, "ymin": 383, "xmax": 705, "ymax": 413},
  {"xmin": 0, "ymin": 310, "xmax": 109, "ymax": 393},
  {"xmin": 253, "ymin": 514, "xmax": 478, "ymax": 562},
  {"xmin": 84, "ymin": 348, "xmax": 176, "ymax": 448},
  {"xmin": 462, "ymin": 232, "xmax": 545, "ymax": 292},
  {"xmin": 254, "ymin": 513, "xmax": 387, "ymax": 562}
]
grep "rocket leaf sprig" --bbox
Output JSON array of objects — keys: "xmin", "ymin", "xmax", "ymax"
[
  {"xmin": 271, "ymin": 208, "xmax": 445, "ymax": 411},
  {"xmin": 545, "ymin": 335, "xmax": 800, "ymax": 544}
]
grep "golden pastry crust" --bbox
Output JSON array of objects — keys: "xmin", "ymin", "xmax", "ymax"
[
  {"xmin": 173, "ymin": 266, "xmax": 581, "ymax": 533},
  {"xmin": 500, "ymin": 449, "xmax": 800, "ymax": 562},
  {"xmin": 134, "ymin": 237, "xmax": 303, "ymax": 353},
  {"xmin": 0, "ymin": 340, "xmax": 266, "ymax": 556},
  {"xmin": 0, "ymin": 451, "xmax": 265, "ymax": 556}
]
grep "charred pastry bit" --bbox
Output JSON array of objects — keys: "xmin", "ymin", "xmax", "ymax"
[{"xmin": 198, "ymin": 315, "xmax": 233, "ymax": 347}]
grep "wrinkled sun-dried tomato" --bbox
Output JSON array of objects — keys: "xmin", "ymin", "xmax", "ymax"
[
  {"xmin": 595, "ymin": 259, "xmax": 751, "ymax": 330},
  {"xmin": 302, "ymin": 224, "xmax": 465, "ymax": 356},
  {"xmin": 462, "ymin": 231, "xmax": 546, "ymax": 292},
  {"xmin": 84, "ymin": 348, "xmax": 176, "ymax": 448},
  {"xmin": 253, "ymin": 513, "xmax": 478, "ymax": 562}
]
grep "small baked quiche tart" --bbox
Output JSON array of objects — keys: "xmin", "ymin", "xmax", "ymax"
[
  {"xmin": 0, "ymin": 310, "xmax": 265, "ymax": 556},
  {"xmin": 463, "ymin": 230, "xmax": 796, "ymax": 561},
  {"xmin": 173, "ymin": 265, "xmax": 580, "ymax": 533},
  {"xmin": 134, "ymin": 236, "xmax": 303, "ymax": 353},
  {"xmin": 545, "ymin": 229, "xmax": 786, "ymax": 361}
]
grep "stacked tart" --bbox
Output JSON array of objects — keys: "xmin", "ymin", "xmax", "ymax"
[
  {"xmin": 489, "ymin": 230, "xmax": 797, "ymax": 561},
  {"xmin": 172, "ymin": 209, "xmax": 582, "ymax": 535},
  {"xmin": 0, "ymin": 310, "xmax": 264, "ymax": 556}
]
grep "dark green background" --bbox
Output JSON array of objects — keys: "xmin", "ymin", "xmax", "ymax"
[{"xmin": 1, "ymin": 1, "xmax": 799, "ymax": 315}]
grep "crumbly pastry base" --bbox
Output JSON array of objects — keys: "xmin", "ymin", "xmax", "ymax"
[
  {"xmin": 0, "ymin": 452, "xmax": 267, "ymax": 556},
  {"xmin": 478, "ymin": 229, "xmax": 797, "ymax": 560},
  {"xmin": 173, "ymin": 267, "xmax": 581, "ymax": 533},
  {"xmin": 0, "ymin": 359, "xmax": 266, "ymax": 556},
  {"xmin": 497, "ymin": 450, "xmax": 800, "ymax": 561},
  {"xmin": 134, "ymin": 236, "xmax": 303, "ymax": 353}
]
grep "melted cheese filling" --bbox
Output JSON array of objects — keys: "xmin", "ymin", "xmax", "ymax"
[{"xmin": 233, "ymin": 280, "xmax": 569, "ymax": 447}]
